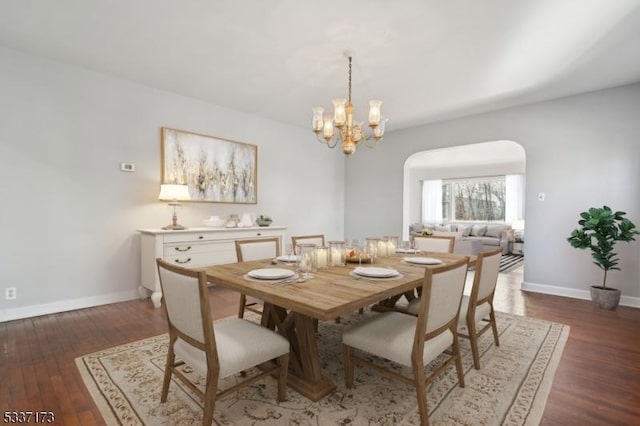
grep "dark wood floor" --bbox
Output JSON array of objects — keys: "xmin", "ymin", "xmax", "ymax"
[{"xmin": 1, "ymin": 266, "xmax": 639, "ymax": 425}]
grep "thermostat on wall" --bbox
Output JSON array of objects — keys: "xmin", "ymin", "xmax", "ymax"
[{"xmin": 120, "ymin": 162, "xmax": 135, "ymax": 172}]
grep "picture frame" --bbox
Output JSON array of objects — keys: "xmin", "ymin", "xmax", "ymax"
[{"xmin": 161, "ymin": 127, "xmax": 257, "ymax": 203}]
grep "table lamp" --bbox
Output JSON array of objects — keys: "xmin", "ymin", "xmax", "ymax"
[
  {"xmin": 511, "ymin": 219, "xmax": 525, "ymax": 240},
  {"xmin": 158, "ymin": 184, "xmax": 191, "ymax": 230}
]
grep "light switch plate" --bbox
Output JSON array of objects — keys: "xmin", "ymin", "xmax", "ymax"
[
  {"xmin": 120, "ymin": 162, "xmax": 135, "ymax": 172},
  {"xmin": 538, "ymin": 192, "xmax": 545, "ymax": 201}
]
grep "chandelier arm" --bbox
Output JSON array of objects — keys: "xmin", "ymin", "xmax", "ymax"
[{"xmin": 314, "ymin": 131, "xmax": 340, "ymax": 148}]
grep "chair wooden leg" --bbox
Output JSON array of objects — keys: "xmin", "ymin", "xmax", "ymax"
[
  {"xmin": 358, "ymin": 307, "xmax": 364, "ymax": 314},
  {"xmin": 161, "ymin": 341, "xmax": 176, "ymax": 402},
  {"xmin": 412, "ymin": 358, "xmax": 430, "ymax": 426},
  {"xmin": 489, "ymin": 308, "xmax": 500, "ymax": 346},
  {"xmin": 202, "ymin": 370, "xmax": 218, "ymax": 426},
  {"xmin": 343, "ymin": 344, "xmax": 355, "ymax": 388},
  {"xmin": 238, "ymin": 293, "xmax": 246, "ymax": 318},
  {"xmin": 277, "ymin": 353, "xmax": 289, "ymax": 402},
  {"xmin": 452, "ymin": 334, "xmax": 465, "ymax": 388},
  {"xmin": 467, "ymin": 318, "xmax": 481, "ymax": 370}
]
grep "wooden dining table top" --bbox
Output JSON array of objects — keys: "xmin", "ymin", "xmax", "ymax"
[{"xmin": 202, "ymin": 252, "xmax": 474, "ymax": 322}]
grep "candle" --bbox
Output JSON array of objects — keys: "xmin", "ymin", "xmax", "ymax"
[
  {"xmin": 331, "ymin": 248, "xmax": 341, "ymax": 266},
  {"xmin": 378, "ymin": 240, "xmax": 387, "ymax": 257},
  {"xmin": 315, "ymin": 247, "xmax": 328, "ymax": 268}
]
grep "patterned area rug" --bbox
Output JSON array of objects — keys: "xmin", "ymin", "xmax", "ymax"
[
  {"xmin": 499, "ymin": 254, "xmax": 524, "ymax": 273},
  {"xmin": 77, "ymin": 311, "xmax": 568, "ymax": 425}
]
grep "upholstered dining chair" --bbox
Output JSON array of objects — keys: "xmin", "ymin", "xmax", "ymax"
[
  {"xmin": 291, "ymin": 234, "xmax": 325, "ymax": 248},
  {"xmin": 235, "ymin": 237, "xmax": 281, "ymax": 318},
  {"xmin": 407, "ymin": 247, "xmax": 502, "ymax": 370},
  {"xmin": 342, "ymin": 258, "xmax": 469, "ymax": 426},
  {"xmin": 156, "ymin": 258, "xmax": 290, "ymax": 426},
  {"xmin": 412, "ymin": 235, "xmax": 455, "ymax": 253},
  {"xmin": 455, "ymin": 247, "xmax": 502, "ymax": 369}
]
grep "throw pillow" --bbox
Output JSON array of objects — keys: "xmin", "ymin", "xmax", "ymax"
[
  {"xmin": 435, "ymin": 224, "xmax": 451, "ymax": 232},
  {"xmin": 471, "ymin": 225, "xmax": 487, "ymax": 236},
  {"xmin": 458, "ymin": 225, "xmax": 472, "ymax": 237}
]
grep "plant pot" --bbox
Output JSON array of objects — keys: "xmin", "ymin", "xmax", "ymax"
[
  {"xmin": 256, "ymin": 220, "xmax": 272, "ymax": 227},
  {"xmin": 590, "ymin": 286, "xmax": 621, "ymax": 310}
]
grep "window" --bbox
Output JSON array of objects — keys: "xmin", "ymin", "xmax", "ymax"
[{"xmin": 442, "ymin": 176, "xmax": 505, "ymax": 222}]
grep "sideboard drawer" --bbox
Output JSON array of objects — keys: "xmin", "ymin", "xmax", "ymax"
[
  {"xmin": 163, "ymin": 251, "xmax": 237, "ymax": 268},
  {"xmin": 163, "ymin": 240, "xmax": 234, "ymax": 257}
]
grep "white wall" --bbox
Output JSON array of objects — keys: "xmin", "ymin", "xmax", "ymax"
[
  {"xmin": 345, "ymin": 83, "xmax": 640, "ymax": 306},
  {"xmin": 0, "ymin": 47, "xmax": 345, "ymax": 321}
]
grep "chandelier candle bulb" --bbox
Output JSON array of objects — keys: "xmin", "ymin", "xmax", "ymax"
[
  {"xmin": 369, "ymin": 100, "xmax": 382, "ymax": 125},
  {"xmin": 333, "ymin": 99, "xmax": 347, "ymax": 126},
  {"xmin": 323, "ymin": 118, "xmax": 334, "ymax": 140},
  {"xmin": 312, "ymin": 107, "xmax": 324, "ymax": 131}
]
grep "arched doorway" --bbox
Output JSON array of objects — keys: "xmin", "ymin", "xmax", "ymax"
[{"xmin": 402, "ymin": 140, "xmax": 526, "ymax": 240}]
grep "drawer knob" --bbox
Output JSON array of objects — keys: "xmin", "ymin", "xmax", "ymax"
[
  {"xmin": 198, "ymin": 235, "xmax": 204, "ymax": 240},
  {"xmin": 175, "ymin": 258, "xmax": 192, "ymax": 264},
  {"xmin": 257, "ymin": 232, "xmax": 262, "ymax": 236},
  {"xmin": 174, "ymin": 246, "xmax": 192, "ymax": 252}
]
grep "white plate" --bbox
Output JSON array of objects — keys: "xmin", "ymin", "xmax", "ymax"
[
  {"xmin": 395, "ymin": 248, "xmax": 421, "ymax": 254},
  {"xmin": 276, "ymin": 255, "xmax": 300, "ymax": 263},
  {"xmin": 353, "ymin": 267, "xmax": 400, "ymax": 278},
  {"xmin": 403, "ymin": 257, "xmax": 443, "ymax": 265},
  {"xmin": 248, "ymin": 268, "xmax": 295, "ymax": 280}
]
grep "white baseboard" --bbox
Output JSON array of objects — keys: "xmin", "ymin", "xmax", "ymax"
[
  {"xmin": 0, "ymin": 289, "xmax": 140, "ymax": 323},
  {"xmin": 522, "ymin": 281, "xmax": 640, "ymax": 309}
]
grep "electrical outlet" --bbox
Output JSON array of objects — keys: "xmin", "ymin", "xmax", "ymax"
[
  {"xmin": 5, "ymin": 287, "xmax": 16, "ymax": 300},
  {"xmin": 538, "ymin": 192, "xmax": 545, "ymax": 202}
]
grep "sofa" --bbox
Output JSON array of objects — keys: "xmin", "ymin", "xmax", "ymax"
[{"xmin": 409, "ymin": 222, "xmax": 513, "ymax": 255}]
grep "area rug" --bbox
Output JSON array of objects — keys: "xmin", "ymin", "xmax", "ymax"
[
  {"xmin": 499, "ymin": 254, "xmax": 524, "ymax": 273},
  {"xmin": 77, "ymin": 311, "xmax": 568, "ymax": 425}
]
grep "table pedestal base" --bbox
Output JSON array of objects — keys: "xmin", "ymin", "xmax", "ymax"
[{"xmin": 261, "ymin": 303, "xmax": 337, "ymax": 401}]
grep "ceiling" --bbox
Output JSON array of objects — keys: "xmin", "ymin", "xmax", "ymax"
[{"xmin": 2, "ymin": 0, "xmax": 640, "ymax": 132}]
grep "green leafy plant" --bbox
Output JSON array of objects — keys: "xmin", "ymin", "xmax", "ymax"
[
  {"xmin": 258, "ymin": 215, "xmax": 272, "ymax": 221},
  {"xmin": 567, "ymin": 206, "xmax": 639, "ymax": 288}
]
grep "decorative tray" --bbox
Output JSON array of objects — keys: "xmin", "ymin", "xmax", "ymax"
[{"xmin": 346, "ymin": 255, "xmax": 373, "ymax": 264}]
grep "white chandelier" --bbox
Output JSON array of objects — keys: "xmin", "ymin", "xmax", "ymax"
[{"xmin": 311, "ymin": 52, "xmax": 387, "ymax": 156}]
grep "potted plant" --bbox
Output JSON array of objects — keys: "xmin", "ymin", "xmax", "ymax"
[
  {"xmin": 567, "ymin": 205, "xmax": 639, "ymax": 309},
  {"xmin": 256, "ymin": 215, "xmax": 272, "ymax": 227}
]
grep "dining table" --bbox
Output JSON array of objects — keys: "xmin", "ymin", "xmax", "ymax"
[{"xmin": 202, "ymin": 251, "xmax": 474, "ymax": 401}]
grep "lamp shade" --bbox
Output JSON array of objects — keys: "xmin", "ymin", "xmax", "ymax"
[
  {"xmin": 158, "ymin": 184, "xmax": 191, "ymax": 201},
  {"xmin": 511, "ymin": 219, "xmax": 525, "ymax": 231}
]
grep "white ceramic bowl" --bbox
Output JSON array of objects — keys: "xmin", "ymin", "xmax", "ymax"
[{"xmin": 203, "ymin": 218, "xmax": 226, "ymax": 227}]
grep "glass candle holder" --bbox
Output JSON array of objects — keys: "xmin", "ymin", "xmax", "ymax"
[
  {"xmin": 384, "ymin": 236, "xmax": 399, "ymax": 255},
  {"xmin": 296, "ymin": 244, "xmax": 316, "ymax": 278},
  {"xmin": 377, "ymin": 238, "xmax": 389, "ymax": 257},
  {"xmin": 365, "ymin": 237, "xmax": 380, "ymax": 259},
  {"xmin": 314, "ymin": 246, "xmax": 330, "ymax": 269},
  {"xmin": 328, "ymin": 240, "xmax": 346, "ymax": 266}
]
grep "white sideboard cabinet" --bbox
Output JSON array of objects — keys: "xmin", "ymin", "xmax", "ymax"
[{"xmin": 138, "ymin": 226, "xmax": 287, "ymax": 307}]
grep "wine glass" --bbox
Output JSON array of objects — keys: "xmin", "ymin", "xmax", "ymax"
[{"xmin": 296, "ymin": 244, "xmax": 316, "ymax": 279}]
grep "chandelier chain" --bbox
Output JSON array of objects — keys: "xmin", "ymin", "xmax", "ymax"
[{"xmin": 348, "ymin": 56, "xmax": 352, "ymax": 105}]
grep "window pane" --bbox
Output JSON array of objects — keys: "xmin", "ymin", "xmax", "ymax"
[
  {"xmin": 442, "ymin": 183, "xmax": 451, "ymax": 222},
  {"xmin": 451, "ymin": 178, "xmax": 505, "ymax": 221}
]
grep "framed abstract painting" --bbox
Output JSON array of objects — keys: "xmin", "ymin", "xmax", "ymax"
[{"xmin": 161, "ymin": 127, "xmax": 257, "ymax": 203}]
